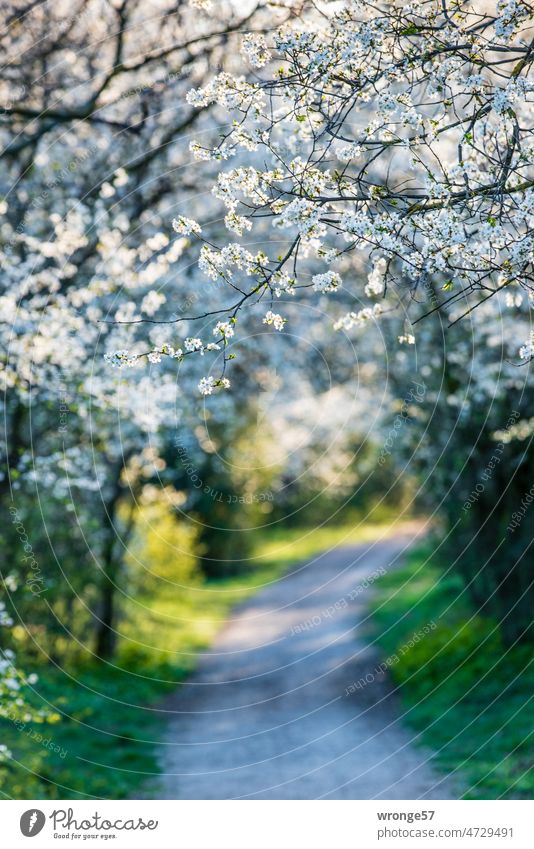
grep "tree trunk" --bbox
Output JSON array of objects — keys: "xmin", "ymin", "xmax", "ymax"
[
  {"xmin": 93, "ymin": 461, "xmax": 138, "ymax": 660},
  {"xmin": 94, "ymin": 468, "xmax": 124, "ymax": 661},
  {"xmin": 94, "ymin": 524, "xmax": 118, "ymax": 660}
]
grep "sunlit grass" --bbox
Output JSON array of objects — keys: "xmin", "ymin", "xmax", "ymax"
[
  {"xmin": 251, "ymin": 516, "xmax": 401, "ymax": 567},
  {"xmin": 371, "ymin": 543, "xmax": 534, "ymax": 800},
  {"xmin": 118, "ymin": 511, "xmax": 399, "ymax": 666}
]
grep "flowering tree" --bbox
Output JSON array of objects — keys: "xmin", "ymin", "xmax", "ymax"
[
  {"xmin": 3, "ymin": 0, "xmax": 380, "ymax": 662},
  {"xmin": 0, "ymin": 0, "xmax": 306, "ymax": 660},
  {"xmin": 114, "ymin": 0, "xmax": 533, "ymax": 387}
]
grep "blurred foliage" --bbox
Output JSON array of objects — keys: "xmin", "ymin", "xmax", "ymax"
[
  {"xmin": 124, "ymin": 489, "xmax": 200, "ymax": 596},
  {"xmin": 163, "ymin": 414, "xmax": 280, "ymax": 579},
  {"xmin": 381, "ymin": 311, "xmax": 534, "ymax": 646}
]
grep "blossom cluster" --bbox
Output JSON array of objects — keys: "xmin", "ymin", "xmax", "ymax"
[{"xmin": 180, "ymin": 0, "xmax": 534, "ymax": 363}]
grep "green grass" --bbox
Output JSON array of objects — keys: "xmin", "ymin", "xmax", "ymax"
[
  {"xmin": 1, "ymin": 515, "xmax": 386, "ymax": 800},
  {"xmin": 251, "ymin": 517, "xmax": 398, "ymax": 566},
  {"xmin": 371, "ymin": 542, "xmax": 534, "ymax": 799}
]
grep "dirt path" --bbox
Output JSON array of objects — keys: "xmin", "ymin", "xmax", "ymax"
[{"xmin": 148, "ymin": 531, "xmax": 460, "ymax": 799}]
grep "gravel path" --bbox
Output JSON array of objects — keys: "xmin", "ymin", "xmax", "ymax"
[{"xmin": 149, "ymin": 531, "xmax": 459, "ymax": 799}]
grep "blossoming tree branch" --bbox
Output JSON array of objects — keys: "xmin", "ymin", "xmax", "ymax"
[{"xmin": 106, "ymin": 0, "xmax": 534, "ymax": 392}]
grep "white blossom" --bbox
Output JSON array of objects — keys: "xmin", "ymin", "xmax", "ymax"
[
  {"xmin": 104, "ymin": 350, "xmax": 139, "ymax": 369},
  {"xmin": 198, "ymin": 375, "xmax": 231, "ymax": 395},
  {"xmin": 172, "ymin": 216, "xmax": 202, "ymax": 236},
  {"xmin": 312, "ymin": 270, "xmax": 342, "ymax": 293},
  {"xmin": 213, "ymin": 321, "xmax": 235, "ymax": 339},
  {"xmin": 141, "ymin": 290, "xmax": 166, "ymax": 316},
  {"xmin": 263, "ymin": 310, "xmax": 286, "ymax": 331},
  {"xmin": 184, "ymin": 337, "xmax": 204, "ymax": 353},
  {"xmin": 241, "ymin": 33, "xmax": 270, "ymax": 68}
]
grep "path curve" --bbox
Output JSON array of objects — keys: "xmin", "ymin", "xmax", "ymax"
[{"xmin": 148, "ymin": 530, "xmax": 459, "ymax": 799}]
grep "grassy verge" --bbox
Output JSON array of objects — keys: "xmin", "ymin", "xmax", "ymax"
[
  {"xmin": 371, "ymin": 542, "xmax": 534, "ymax": 799},
  {"xmin": 2, "ymin": 515, "xmax": 387, "ymax": 799}
]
